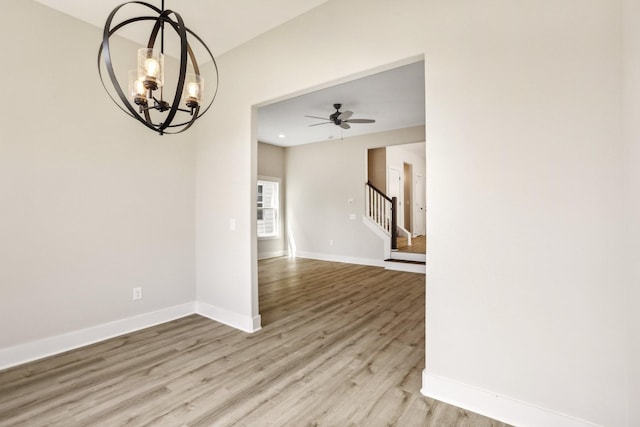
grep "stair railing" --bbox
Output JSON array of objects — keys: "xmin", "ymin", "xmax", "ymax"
[{"xmin": 365, "ymin": 181, "xmax": 398, "ymax": 250}]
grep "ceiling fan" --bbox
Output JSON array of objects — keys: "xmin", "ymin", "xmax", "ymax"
[{"xmin": 305, "ymin": 103, "xmax": 376, "ymax": 129}]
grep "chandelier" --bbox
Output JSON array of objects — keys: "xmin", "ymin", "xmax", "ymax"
[{"xmin": 98, "ymin": 1, "xmax": 218, "ymax": 135}]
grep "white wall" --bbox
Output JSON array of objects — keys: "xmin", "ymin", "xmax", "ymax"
[
  {"xmin": 285, "ymin": 127, "xmax": 424, "ymax": 264},
  {"xmin": 0, "ymin": 1, "xmax": 196, "ymax": 351},
  {"xmin": 422, "ymin": 2, "xmax": 625, "ymax": 426},
  {"xmin": 195, "ymin": 0, "xmax": 628, "ymax": 425},
  {"xmin": 623, "ymin": 0, "xmax": 640, "ymax": 425},
  {"xmin": 257, "ymin": 142, "xmax": 287, "ymax": 259}
]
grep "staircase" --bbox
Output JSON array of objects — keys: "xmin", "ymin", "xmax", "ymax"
[
  {"xmin": 385, "ymin": 245, "xmax": 426, "ymax": 274},
  {"xmin": 364, "ymin": 181, "xmax": 426, "ymax": 274}
]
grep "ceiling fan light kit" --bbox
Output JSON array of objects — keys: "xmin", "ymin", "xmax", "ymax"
[
  {"xmin": 305, "ymin": 103, "xmax": 376, "ymax": 130},
  {"xmin": 98, "ymin": 0, "xmax": 219, "ymax": 135}
]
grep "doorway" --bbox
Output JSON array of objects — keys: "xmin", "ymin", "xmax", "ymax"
[{"xmin": 254, "ymin": 57, "xmax": 426, "ymax": 326}]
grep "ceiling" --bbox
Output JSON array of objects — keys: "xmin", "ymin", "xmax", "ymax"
[
  {"xmin": 33, "ymin": 0, "xmax": 329, "ymax": 56},
  {"xmin": 34, "ymin": 0, "xmax": 426, "ymax": 148},
  {"xmin": 258, "ymin": 61, "xmax": 425, "ymax": 147}
]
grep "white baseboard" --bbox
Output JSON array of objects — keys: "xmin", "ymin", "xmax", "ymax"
[
  {"xmin": 0, "ymin": 302, "xmax": 196, "ymax": 371},
  {"xmin": 384, "ymin": 260, "xmax": 426, "ymax": 274},
  {"xmin": 295, "ymin": 251, "xmax": 385, "ymax": 268},
  {"xmin": 421, "ymin": 371, "xmax": 600, "ymax": 427},
  {"xmin": 390, "ymin": 251, "xmax": 426, "ymax": 263},
  {"xmin": 0, "ymin": 301, "xmax": 264, "ymax": 371},
  {"xmin": 196, "ymin": 302, "xmax": 262, "ymax": 333}
]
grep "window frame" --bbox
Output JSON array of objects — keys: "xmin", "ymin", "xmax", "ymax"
[{"xmin": 257, "ymin": 176, "xmax": 281, "ymax": 240}]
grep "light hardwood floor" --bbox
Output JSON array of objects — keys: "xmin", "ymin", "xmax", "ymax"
[
  {"xmin": 0, "ymin": 258, "xmax": 509, "ymax": 426},
  {"xmin": 397, "ymin": 235, "xmax": 426, "ymax": 254}
]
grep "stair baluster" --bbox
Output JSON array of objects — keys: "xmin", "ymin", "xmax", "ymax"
[{"xmin": 364, "ymin": 181, "xmax": 397, "ymax": 250}]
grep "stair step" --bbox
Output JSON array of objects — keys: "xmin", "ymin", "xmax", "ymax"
[
  {"xmin": 384, "ymin": 258, "xmax": 426, "ymax": 274},
  {"xmin": 390, "ymin": 252, "xmax": 426, "ymax": 263},
  {"xmin": 384, "ymin": 258, "xmax": 425, "ymax": 265}
]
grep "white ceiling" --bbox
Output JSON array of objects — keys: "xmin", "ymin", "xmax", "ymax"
[
  {"xmin": 34, "ymin": 0, "xmax": 425, "ymax": 147},
  {"xmin": 258, "ymin": 61, "xmax": 425, "ymax": 147},
  {"xmin": 33, "ymin": 0, "xmax": 329, "ymax": 56}
]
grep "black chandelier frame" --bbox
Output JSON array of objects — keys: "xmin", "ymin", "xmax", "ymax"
[{"xmin": 98, "ymin": 1, "xmax": 219, "ymax": 135}]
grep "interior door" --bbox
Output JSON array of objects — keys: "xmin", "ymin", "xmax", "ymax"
[
  {"xmin": 388, "ymin": 167, "xmax": 402, "ymax": 227},
  {"xmin": 414, "ymin": 173, "xmax": 425, "ymax": 236},
  {"xmin": 403, "ymin": 163, "xmax": 412, "ymax": 233}
]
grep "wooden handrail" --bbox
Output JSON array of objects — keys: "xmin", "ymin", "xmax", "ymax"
[{"xmin": 366, "ymin": 181, "xmax": 392, "ymax": 202}]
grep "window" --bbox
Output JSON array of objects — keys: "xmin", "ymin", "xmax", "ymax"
[{"xmin": 257, "ymin": 178, "xmax": 279, "ymax": 238}]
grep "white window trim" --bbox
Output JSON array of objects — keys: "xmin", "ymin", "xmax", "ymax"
[{"xmin": 257, "ymin": 175, "xmax": 281, "ymax": 240}]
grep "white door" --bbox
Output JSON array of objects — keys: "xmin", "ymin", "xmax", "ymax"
[
  {"xmin": 388, "ymin": 167, "xmax": 402, "ymax": 227},
  {"xmin": 414, "ymin": 173, "xmax": 425, "ymax": 236}
]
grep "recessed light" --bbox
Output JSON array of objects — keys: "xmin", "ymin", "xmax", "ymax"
[{"xmin": 278, "ymin": 133, "xmax": 286, "ymax": 139}]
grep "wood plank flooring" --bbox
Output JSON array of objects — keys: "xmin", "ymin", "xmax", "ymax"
[
  {"xmin": 397, "ymin": 235, "xmax": 426, "ymax": 254},
  {"xmin": 0, "ymin": 257, "xmax": 510, "ymax": 426}
]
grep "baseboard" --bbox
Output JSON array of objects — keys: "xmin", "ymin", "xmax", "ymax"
[
  {"xmin": 421, "ymin": 371, "xmax": 600, "ymax": 427},
  {"xmin": 0, "ymin": 302, "xmax": 196, "ymax": 371},
  {"xmin": 390, "ymin": 251, "xmax": 426, "ymax": 263},
  {"xmin": 196, "ymin": 302, "xmax": 262, "ymax": 333},
  {"xmin": 0, "ymin": 301, "xmax": 263, "ymax": 371},
  {"xmin": 384, "ymin": 260, "xmax": 426, "ymax": 274},
  {"xmin": 295, "ymin": 251, "xmax": 385, "ymax": 268}
]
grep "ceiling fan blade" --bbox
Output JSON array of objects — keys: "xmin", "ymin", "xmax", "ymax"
[
  {"xmin": 304, "ymin": 115, "xmax": 329, "ymax": 120},
  {"xmin": 308, "ymin": 122, "xmax": 332, "ymax": 127},
  {"xmin": 340, "ymin": 122, "xmax": 351, "ymax": 129},
  {"xmin": 344, "ymin": 119, "xmax": 376, "ymax": 124},
  {"xmin": 338, "ymin": 110, "xmax": 353, "ymax": 120}
]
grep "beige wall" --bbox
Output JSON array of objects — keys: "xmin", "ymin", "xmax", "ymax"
[
  {"xmin": 0, "ymin": 1, "xmax": 196, "ymax": 349},
  {"xmin": 623, "ymin": 0, "xmax": 640, "ymax": 424},
  {"xmin": 285, "ymin": 127, "xmax": 424, "ymax": 263},
  {"xmin": 367, "ymin": 147, "xmax": 386, "ymax": 192},
  {"xmin": 194, "ymin": 1, "xmax": 629, "ymax": 425}
]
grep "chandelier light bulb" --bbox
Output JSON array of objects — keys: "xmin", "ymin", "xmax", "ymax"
[
  {"xmin": 128, "ymin": 70, "xmax": 148, "ymax": 111},
  {"xmin": 183, "ymin": 73, "xmax": 203, "ymax": 110},
  {"xmin": 134, "ymin": 79, "xmax": 146, "ymax": 96},
  {"xmin": 137, "ymin": 48, "xmax": 164, "ymax": 90},
  {"xmin": 144, "ymin": 58, "xmax": 159, "ymax": 78},
  {"xmin": 187, "ymin": 82, "xmax": 199, "ymax": 98}
]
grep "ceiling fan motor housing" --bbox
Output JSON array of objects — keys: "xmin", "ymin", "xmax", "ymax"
[{"xmin": 330, "ymin": 103, "xmax": 343, "ymax": 124}]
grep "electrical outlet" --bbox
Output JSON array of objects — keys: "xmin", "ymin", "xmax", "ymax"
[{"xmin": 132, "ymin": 286, "xmax": 143, "ymax": 301}]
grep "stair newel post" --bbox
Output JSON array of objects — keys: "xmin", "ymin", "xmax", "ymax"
[{"xmin": 391, "ymin": 196, "xmax": 398, "ymax": 250}]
